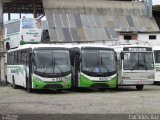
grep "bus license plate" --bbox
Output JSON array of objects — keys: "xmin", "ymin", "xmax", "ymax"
[{"xmin": 99, "ymin": 77, "xmax": 107, "ymax": 81}]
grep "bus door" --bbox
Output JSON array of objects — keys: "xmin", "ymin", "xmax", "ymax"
[
  {"xmin": 116, "ymin": 52, "xmax": 122, "ymax": 85},
  {"xmin": 154, "ymin": 50, "xmax": 160, "ymax": 83},
  {"xmin": 70, "ymin": 47, "xmax": 80, "ymax": 87}
]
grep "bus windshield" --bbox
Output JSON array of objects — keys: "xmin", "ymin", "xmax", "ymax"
[
  {"xmin": 33, "ymin": 49, "xmax": 71, "ymax": 77},
  {"xmin": 123, "ymin": 52, "xmax": 154, "ymax": 70},
  {"xmin": 81, "ymin": 49, "xmax": 116, "ymax": 77},
  {"xmin": 22, "ymin": 18, "xmax": 41, "ymax": 29}
]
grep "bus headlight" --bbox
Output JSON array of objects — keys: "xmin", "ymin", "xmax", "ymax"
[
  {"xmin": 63, "ymin": 75, "xmax": 71, "ymax": 82},
  {"xmin": 34, "ymin": 77, "xmax": 43, "ymax": 82},
  {"xmin": 148, "ymin": 76, "xmax": 155, "ymax": 79}
]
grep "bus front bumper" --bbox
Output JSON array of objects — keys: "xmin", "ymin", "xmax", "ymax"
[
  {"xmin": 79, "ymin": 75, "xmax": 117, "ymax": 88},
  {"xmin": 32, "ymin": 80, "xmax": 72, "ymax": 90}
]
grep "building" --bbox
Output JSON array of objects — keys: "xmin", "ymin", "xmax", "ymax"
[
  {"xmin": 153, "ymin": 5, "xmax": 160, "ymax": 29},
  {"xmin": 42, "ymin": 0, "xmax": 160, "ymax": 45}
]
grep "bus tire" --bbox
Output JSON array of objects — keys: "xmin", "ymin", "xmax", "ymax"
[
  {"xmin": 12, "ymin": 76, "xmax": 18, "ymax": 89},
  {"xmin": 136, "ymin": 85, "xmax": 144, "ymax": 90},
  {"xmin": 5, "ymin": 75, "xmax": 9, "ymax": 84},
  {"xmin": 154, "ymin": 81, "xmax": 160, "ymax": 85},
  {"xmin": 115, "ymin": 85, "xmax": 118, "ymax": 90},
  {"xmin": 26, "ymin": 78, "xmax": 32, "ymax": 93}
]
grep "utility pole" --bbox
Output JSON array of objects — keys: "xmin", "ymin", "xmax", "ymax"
[{"xmin": 0, "ymin": 0, "xmax": 6, "ymax": 85}]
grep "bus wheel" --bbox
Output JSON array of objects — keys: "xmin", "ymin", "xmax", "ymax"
[
  {"xmin": 115, "ymin": 85, "xmax": 118, "ymax": 90},
  {"xmin": 136, "ymin": 85, "xmax": 144, "ymax": 90},
  {"xmin": 26, "ymin": 78, "xmax": 32, "ymax": 93},
  {"xmin": 5, "ymin": 75, "xmax": 9, "ymax": 84},
  {"xmin": 12, "ymin": 76, "xmax": 17, "ymax": 89}
]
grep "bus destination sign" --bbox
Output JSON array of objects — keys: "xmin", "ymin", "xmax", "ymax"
[{"xmin": 123, "ymin": 47, "xmax": 152, "ymax": 52}]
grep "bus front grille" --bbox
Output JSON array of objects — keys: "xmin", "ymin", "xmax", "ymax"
[
  {"xmin": 90, "ymin": 83, "xmax": 108, "ymax": 89},
  {"xmin": 43, "ymin": 84, "xmax": 63, "ymax": 89}
]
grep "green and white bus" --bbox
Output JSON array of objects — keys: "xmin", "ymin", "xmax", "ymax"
[
  {"xmin": 7, "ymin": 44, "xmax": 72, "ymax": 92},
  {"xmin": 113, "ymin": 44, "xmax": 155, "ymax": 90},
  {"xmin": 4, "ymin": 18, "xmax": 42, "ymax": 50},
  {"xmin": 70, "ymin": 44, "xmax": 117, "ymax": 90}
]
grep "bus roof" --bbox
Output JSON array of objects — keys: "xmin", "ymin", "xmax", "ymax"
[
  {"xmin": 71, "ymin": 43, "xmax": 114, "ymax": 49},
  {"xmin": 3, "ymin": 19, "xmax": 20, "ymax": 24},
  {"xmin": 7, "ymin": 44, "xmax": 73, "ymax": 52},
  {"xmin": 110, "ymin": 44, "xmax": 152, "ymax": 53},
  {"xmin": 3, "ymin": 18, "xmax": 39, "ymax": 25}
]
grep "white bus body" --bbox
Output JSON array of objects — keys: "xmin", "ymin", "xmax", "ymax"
[
  {"xmin": 7, "ymin": 44, "xmax": 72, "ymax": 92},
  {"xmin": 4, "ymin": 18, "xmax": 42, "ymax": 49},
  {"xmin": 113, "ymin": 44, "xmax": 155, "ymax": 90},
  {"xmin": 153, "ymin": 46, "xmax": 160, "ymax": 84}
]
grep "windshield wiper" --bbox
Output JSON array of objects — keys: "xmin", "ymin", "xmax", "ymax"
[
  {"xmin": 54, "ymin": 61, "xmax": 65, "ymax": 74},
  {"xmin": 100, "ymin": 57, "xmax": 110, "ymax": 72},
  {"xmin": 87, "ymin": 56, "xmax": 99, "ymax": 73},
  {"xmin": 53, "ymin": 55, "xmax": 68, "ymax": 74},
  {"xmin": 131, "ymin": 63, "xmax": 147, "ymax": 70},
  {"xmin": 143, "ymin": 55, "xmax": 148, "ymax": 70}
]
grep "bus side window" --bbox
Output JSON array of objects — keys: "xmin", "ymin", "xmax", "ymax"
[
  {"xmin": 10, "ymin": 53, "xmax": 13, "ymax": 65},
  {"xmin": 12, "ymin": 52, "xmax": 16, "ymax": 65},
  {"xmin": 156, "ymin": 51, "xmax": 160, "ymax": 63},
  {"xmin": 7, "ymin": 53, "xmax": 10, "ymax": 65},
  {"xmin": 21, "ymin": 50, "xmax": 26, "ymax": 65},
  {"xmin": 17, "ymin": 51, "xmax": 21, "ymax": 65},
  {"xmin": 16, "ymin": 51, "xmax": 19, "ymax": 65},
  {"xmin": 25, "ymin": 50, "xmax": 30, "ymax": 66}
]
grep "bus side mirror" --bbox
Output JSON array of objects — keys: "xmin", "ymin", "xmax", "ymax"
[
  {"xmin": 120, "ymin": 52, "xmax": 124, "ymax": 60},
  {"xmin": 79, "ymin": 55, "xmax": 82, "ymax": 63},
  {"xmin": 115, "ymin": 56, "xmax": 117, "ymax": 61},
  {"xmin": 29, "ymin": 53, "xmax": 33, "ymax": 61},
  {"xmin": 75, "ymin": 53, "xmax": 81, "ymax": 62},
  {"xmin": 6, "ymin": 42, "xmax": 10, "ymax": 50}
]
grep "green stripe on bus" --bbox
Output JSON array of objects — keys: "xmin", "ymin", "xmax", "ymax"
[
  {"xmin": 79, "ymin": 74, "xmax": 117, "ymax": 88},
  {"xmin": 20, "ymin": 40, "xmax": 40, "ymax": 45},
  {"xmin": 32, "ymin": 77, "xmax": 71, "ymax": 89},
  {"xmin": 7, "ymin": 32, "xmax": 19, "ymax": 36}
]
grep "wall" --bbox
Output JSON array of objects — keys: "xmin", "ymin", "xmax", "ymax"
[
  {"xmin": 119, "ymin": 33, "xmax": 160, "ymax": 46},
  {"xmin": 138, "ymin": 33, "xmax": 160, "ymax": 46}
]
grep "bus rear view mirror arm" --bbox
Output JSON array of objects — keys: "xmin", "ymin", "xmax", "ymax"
[{"xmin": 120, "ymin": 52, "xmax": 124, "ymax": 60}]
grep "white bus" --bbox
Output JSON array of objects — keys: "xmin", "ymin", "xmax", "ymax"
[
  {"xmin": 153, "ymin": 46, "xmax": 160, "ymax": 84},
  {"xmin": 70, "ymin": 44, "xmax": 117, "ymax": 90},
  {"xmin": 7, "ymin": 44, "xmax": 72, "ymax": 93},
  {"xmin": 113, "ymin": 44, "xmax": 155, "ymax": 90},
  {"xmin": 4, "ymin": 18, "xmax": 42, "ymax": 50}
]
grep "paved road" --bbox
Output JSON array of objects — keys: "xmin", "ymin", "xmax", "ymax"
[{"xmin": 0, "ymin": 85, "xmax": 160, "ymax": 114}]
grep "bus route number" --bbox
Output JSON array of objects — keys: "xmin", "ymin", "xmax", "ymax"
[
  {"xmin": 129, "ymin": 48, "xmax": 146, "ymax": 52},
  {"xmin": 99, "ymin": 77, "xmax": 107, "ymax": 81}
]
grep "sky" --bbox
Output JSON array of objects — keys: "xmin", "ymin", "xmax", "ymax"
[
  {"xmin": 3, "ymin": 0, "xmax": 160, "ymax": 22},
  {"xmin": 153, "ymin": 0, "xmax": 160, "ymax": 5}
]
